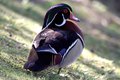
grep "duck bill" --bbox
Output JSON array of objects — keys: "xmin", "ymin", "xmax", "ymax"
[{"xmin": 69, "ymin": 12, "xmax": 80, "ymax": 22}]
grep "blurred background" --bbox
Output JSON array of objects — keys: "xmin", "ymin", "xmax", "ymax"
[{"xmin": 0, "ymin": 0, "xmax": 120, "ymax": 80}]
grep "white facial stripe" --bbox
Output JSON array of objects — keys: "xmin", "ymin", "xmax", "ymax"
[
  {"xmin": 55, "ymin": 14, "xmax": 66, "ymax": 27},
  {"xmin": 62, "ymin": 39, "xmax": 78, "ymax": 59},
  {"xmin": 43, "ymin": 13, "xmax": 58, "ymax": 30},
  {"xmin": 76, "ymin": 32, "xmax": 85, "ymax": 47}
]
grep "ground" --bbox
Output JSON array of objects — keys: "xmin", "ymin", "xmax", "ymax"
[{"xmin": 0, "ymin": 0, "xmax": 120, "ymax": 80}]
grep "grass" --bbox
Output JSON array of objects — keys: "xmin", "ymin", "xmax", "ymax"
[{"xmin": 0, "ymin": 0, "xmax": 120, "ymax": 80}]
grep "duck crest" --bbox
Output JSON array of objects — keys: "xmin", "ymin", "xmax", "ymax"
[{"xmin": 43, "ymin": 3, "xmax": 72, "ymax": 29}]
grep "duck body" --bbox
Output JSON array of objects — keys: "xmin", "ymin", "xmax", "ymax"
[{"xmin": 24, "ymin": 3, "xmax": 84, "ymax": 72}]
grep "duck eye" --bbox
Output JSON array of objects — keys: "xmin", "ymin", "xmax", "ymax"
[{"xmin": 63, "ymin": 9, "xmax": 68, "ymax": 14}]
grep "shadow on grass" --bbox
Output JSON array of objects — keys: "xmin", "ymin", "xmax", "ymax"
[
  {"xmin": 29, "ymin": 0, "xmax": 54, "ymax": 9},
  {"xmin": 0, "ymin": 16, "xmax": 9, "ymax": 24},
  {"xmin": 0, "ymin": 35, "xmax": 29, "ymax": 56},
  {"xmin": 0, "ymin": 0, "xmax": 44, "ymax": 24},
  {"xmin": 97, "ymin": 0, "xmax": 120, "ymax": 18},
  {"xmin": 3, "ymin": 23, "xmax": 33, "ymax": 42},
  {"xmin": 92, "ymin": 22, "xmax": 120, "ymax": 41},
  {"xmin": 85, "ymin": 34, "xmax": 120, "ymax": 66}
]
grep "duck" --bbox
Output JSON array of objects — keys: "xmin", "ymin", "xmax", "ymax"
[{"xmin": 24, "ymin": 3, "xmax": 84, "ymax": 74}]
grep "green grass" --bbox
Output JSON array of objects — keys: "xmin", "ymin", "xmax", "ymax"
[{"xmin": 0, "ymin": 0, "xmax": 120, "ymax": 80}]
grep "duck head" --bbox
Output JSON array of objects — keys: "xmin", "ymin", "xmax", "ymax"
[{"xmin": 43, "ymin": 3, "xmax": 80, "ymax": 29}]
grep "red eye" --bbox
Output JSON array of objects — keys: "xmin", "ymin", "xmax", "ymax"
[{"xmin": 63, "ymin": 9, "xmax": 68, "ymax": 13}]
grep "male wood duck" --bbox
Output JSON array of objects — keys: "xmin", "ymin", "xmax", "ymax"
[{"xmin": 24, "ymin": 3, "xmax": 84, "ymax": 74}]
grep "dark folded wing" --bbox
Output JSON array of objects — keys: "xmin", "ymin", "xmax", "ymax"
[{"xmin": 33, "ymin": 28, "xmax": 70, "ymax": 54}]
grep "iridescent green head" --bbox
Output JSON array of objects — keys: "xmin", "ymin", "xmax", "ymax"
[{"xmin": 43, "ymin": 3, "xmax": 79, "ymax": 29}]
